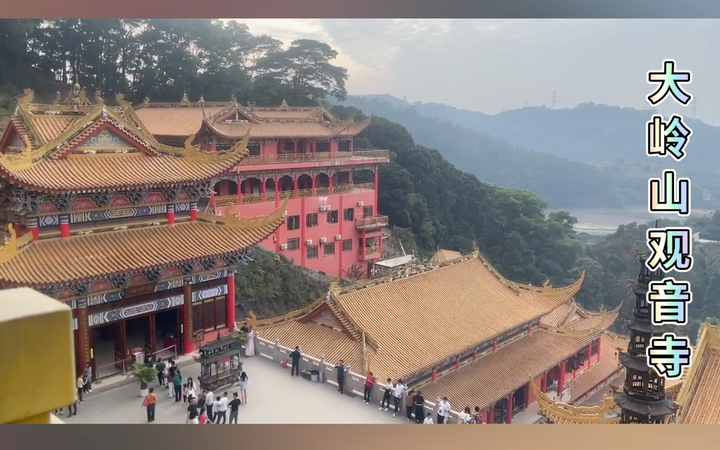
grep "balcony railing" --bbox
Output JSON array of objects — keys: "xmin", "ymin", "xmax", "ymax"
[
  {"xmin": 355, "ymin": 215, "xmax": 389, "ymax": 230},
  {"xmin": 214, "ymin": 183, "xmax": 376, "ymax": 207},
  {"xmin": 238, "ymin": 149, "xmax": 390, "ymax": 166}
]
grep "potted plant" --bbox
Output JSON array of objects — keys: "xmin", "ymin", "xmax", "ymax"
[{"xmin": 129, "ymin": 362, "xmax": 157, "ymax": 398}]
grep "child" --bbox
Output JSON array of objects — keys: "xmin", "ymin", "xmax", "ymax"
[
  {"xmin": 182, "ymin": 383, "xmax": 188, "ymax": 404},
  {"xmin": 199, "ymin": 410, "xmax": 208, "ymax": 424}
]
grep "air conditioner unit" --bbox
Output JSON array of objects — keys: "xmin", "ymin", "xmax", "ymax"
[
  {"xmin": 320, "ymin": 205, "xmax": 331, "ymax": 212},
  {"xmin": 280, "ymin": 244, "xmax": 288, "ymax": 250},
  {"xmin": 306, "ymin": 240, "xmax": 313, "ymax": 246},
  {"xmin": 335, "ymin": 235, "xmax": 342, "ymax": 241},
  {"xmin": 357, "ymin": 201, "xmax": 364, "ymax": 207},
  {"xmin": 320, "ymin": 237, "xmax": 327, "ymax": 244}
]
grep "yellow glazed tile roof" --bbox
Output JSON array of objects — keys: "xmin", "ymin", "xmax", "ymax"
[
  {"xmin": 676, "ymin": 322, "xmax": 720, "ymax": 424},
  {"xmin": 0, "ymin": 206, "xmax": 285, "ymax": 286},
  {"xmin": 419, "ymin": 322, "xmax": 612, "ymax": 411},
  {"xmin": 134, "ymin": 106, "xmax": 226, "ymax": 136},
  {"xmin": 568, "ymin": 333, "xmax": 627, "ymax": 403},
  {"xmin": 257, "ymin": 252, "xmax": 585, "ymax": 381}
]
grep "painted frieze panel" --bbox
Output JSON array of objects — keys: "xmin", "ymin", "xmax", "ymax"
[{"xmin": 87, "ymin": 294, "xmax": 184, "ymax": 326}]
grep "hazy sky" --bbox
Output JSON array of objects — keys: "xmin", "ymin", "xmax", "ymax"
[{"xmin": 235, "ymin": 19, "xmax": 719, "ymax": 125}]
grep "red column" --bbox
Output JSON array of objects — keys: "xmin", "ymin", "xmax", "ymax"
[
  {"xmin": 379, "ymin": 236, "xmax": 383, "ymax": 260},
  {"xmin": 506, "ymin": 393, "xmax": 514, "ymax": 424},
  {"xmin": 492, "ymin": 342, "xmax": 498, "ymax": 352},
  {"xmin": 524, "ymin": 383, "xmax": 530, "ymax": 408},
  {"xmin": 237, "ymin": 178, "xmax": 243, "ymax": 205},
  {"xmin": 28, "ymin": 218, "xmax": 39, "ymax": 241},
  {"xmin": 167, "ymin": 204, "xmax": 176, "ymax": 225},
  {"xmin": 190, "ymin": 202, "xmax": 198, "ymax": 221},
  {"xmin": 311, "ymin": 174, "xmax": 316, "ymax": 197},
  {"xmin": 455, "ymin": 358, "xmax": 460, "ymax": 371},
  {"xmin": 182, "ymin": 284, "xmax": 196, "ymax": 353},
  {"xmin": 293, "ymin": 139, "xmax": 298, "ymax": 155},
  {"xmin": 261, "ymin": 176, "xmax": 267, "ymax": 202},
  {"xmin": 14, "ymin": 223, "xmax": 22, "ymax": 236},
  {"xmin": 527, "ymin": 325, "xmax": 533, "ymax": 335},
  {"xmin": 374, "ymin": 166, "xmax": 379, "ymax": 210},
  {"xmin": 328, "ymin": 171, "xmax": 334, "ymax": 195},
  {"xmin": 293, "ymin": 175, "xmax": 299, "ymax": 198},
  {"xmin": 210, "ymin": 188, "xmax": 216, "ymax": 208},
  {"xmin": 587, "ymin": 343, "xmax": 593, "ymax": 367},
  {"xmin": 227, "ymin": 272, "xmax": 236, "ymax": 330},
  {"xmin": 431, "ymin": 369, "xmax": 437, "ymax": 383},
  {"xmin": 59, "ymin": 215, "xmax": 70, "ymax": 238},
  {"xmin": 557, "ymin": 361, "xmax": 567, "ymax": 398},
  {"xmin": 300, "ymin": 199, "xmax": 306, "ymax": 264},
  {"xmin": 541, "ymin": 373, "xmax": 547, "ymax": 392},
  {"xmin": 275, "ymin": 176, "xmax": 280, "ymax": 207},
  {"xmin": 472, "ymin": 350, "xmax": 477, "ymax": 362},
  {"xmin": 348, "ymin": 171, "xmax": 354, "ymax": 183},
  {"xmin": 487, "ymin": 407, "xmax": 494, "ymax": 424}
]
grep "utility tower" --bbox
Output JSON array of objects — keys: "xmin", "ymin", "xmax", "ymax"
[{"xmin": 551, "ymin": 91, "xmax": 557, "ymax": 109}]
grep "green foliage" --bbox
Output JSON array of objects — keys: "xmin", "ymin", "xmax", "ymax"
[
  {"xmin": 13, "ymin": 19, "xmax": 347, "ymax": 105},
  {"xmin": 130, "ymin": 363, "xmax": 157, "ymax": 389},
  {"xmin": 234, "ymin": 247, "xmax": 327, "ymax": 318}
]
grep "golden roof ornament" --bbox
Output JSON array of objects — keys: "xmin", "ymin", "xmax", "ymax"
[
  {"xmin": 18, "ymin": 88, "xmax": 34, "ymax": 106},
  {"xmin": 65, "ymin": 83, "xmax": 91, "ymax": 111},
  {"xmin": 279, "ymin": 98, "xmax": 289, "ymax": 110},
  {"xmin": 94, "ymin": 90, "xmax": 104, "ymax": 105},
  {"xmin": 0, "ymin": 135, "xmax": 34, "ymax": 170},
  {"xmin": 198, "ymin": 95, "xmax": 206, "ymax": 106},
  {"xmin": 329, "ymin": 278, "xmax": 342, "ymax": 297},
  {"xmin": 180, "ymin": 91, "xmax": 190, "ymax": 107},
  {"xmin": 246, "ymin": 311, "xmax": 258, "ymax": 329},
  {"xmin": 183, "ymin": 130, "xmax": 249, "ymax": 162},
  {"xmin": 142, "ymin": 96, "xmax": 150, "ymax": 106},
  {"xmin": 0, "ymin": 223, "xmax": 33, "ymax": 264}
]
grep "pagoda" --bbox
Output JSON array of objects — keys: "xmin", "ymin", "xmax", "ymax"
[
  {"xmin": 613, "ymin": 252, "xmax": 676, "ymax": 423},
  {"xmin": 0, "ymin": 86, "xmax": 285, "ymax": 379}
]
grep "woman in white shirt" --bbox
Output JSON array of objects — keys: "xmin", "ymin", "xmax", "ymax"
[
  {"xmin": 458, "ymin": 406, "xmax": 474, "ymax": 424},
  {"xmin": 186, "ymin": 377, "xmax": 197, "ymax": 401},
  {"xmin": 437, "ymin": 397, "xmax": 451, "ymax": 424}
]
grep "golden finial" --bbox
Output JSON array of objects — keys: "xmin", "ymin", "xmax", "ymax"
[
  {"xmin": 180, "ymin": 91, "xmax": 190, "ymax": 106},
  {"xmin": 0, "ymin": 223, "xmax": 32, "ymax": 264},
  {"xmin": 542, "ymin": 279, "xmax": 552, "ymax": 290},
  {"xmin": 0, "ymin": 135, "xmax": 34, "ymax": 170},
  {"xmin": 246, "ymin": 311, "xmax": 258, "ymax": 329},
  {"xmin": 94, "ymin": 89, "xmax": 104, "ymax": 105},
  {"xmin": 279, "ymin": 98, "xmax": 289, "ymax": 110},
  {"xmin": 183, "ymin": 130, "xmax": 249, "ymax": 162},
  {"xmin": 198, "ymin": 95, "xmax": 205, "ymax": 105},
  {"xmin": 53, "ymin": 91, "xmax": 61, "ymax": 105},
  {"xmin": 115, "ymin": 92, "xmax": 131, "ymax": 108},
  {"xmin": 230, "ymin": 93, "xmax": 237, "ymax": 103},
  {"xmin": 142, "ymin": 96, "xmax": 150, "ymax": 106},
  {"xmin": 329, "ymin": 278, "xmax": 341, "ymax": 297}
]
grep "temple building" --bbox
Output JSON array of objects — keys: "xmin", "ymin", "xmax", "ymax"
[
  {"xmin": 134, "ymin": 95, "xmax": 390, "ymax": 279},
  {"xmin": 529, "ymin": 253, "xmax": 720, "ymax": 424},
  {"xmin": 253, "ymin": 248, "xmax": 624, "ymax": 423},
  {"xmin": 0, "ymin": 86, "xmax": 285, "ymax": 379}
]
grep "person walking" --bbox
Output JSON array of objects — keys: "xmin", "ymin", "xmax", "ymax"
[
  {"xmin": 142, "ymin": 387, "xmax": 157, "ymax": 423},
  {"xmin": 83, "ymin": 364, "xmax": 93, "ymax": 393},
  {"xmin": 212, "ymin": 396, "xmax": 222, "ymax": 423},
  {"xmin": 173, "ymin": 371, "xmax": 183, "ymax": 402},
  {"xmin": 76, "ymin": 374, "xmax": 84, "ymax": 403},
  {"xmin": 473, "ymin": 406, "xmax": 484, "ymax": 424},
  {"xmin": 186, "ymin": 397, "xmax": 200, "ymax": 424},
  {"xmin": 215, "ymin": 392, "xmax": 228, "ymax": 424},
  {"xmin": 437, "ymin": 397, "xmax": 451, "ymax": 424},
  {"xmin": 414, "ymin": 390, "xmax": 425, "ymax": 424},
  {"xmin": 379, "ymin": 379, "xmax": 394, "ymax": 411},
  {"xmin": 205, "ymin": 389, "xmax": 215, "ymax": 423},
  {"xmin": 187, "ymin": 377, "xmax": 197, "ymax": 402},
  {"xmin": 363, "ymin": 372, "xmax": 376, "ymax": 405},
  {"xmin": 423, "ymin": 413, "xmax": 434, "ymax": 424},
  {"xmin": 67, "ymin": 390, "xmax": 78, "ymax": 417},
  {"xmin": 229, "ymin": 392, "xmax": 241, "ymax": 424},
  {"xmin": 244, "ymin": 327, "xmax": 256, "ymax": 357},
  {"xmin": 155, "ymin": 359, "xmax": 166, "ymax": 386},
  {"xmin": 167, "ymin": 360, "xmax": 177, "ymax": 397},
  {"xmin": 239, "ymin": 372, "xmax": 249, "ymax": 404},
  {"xmin": 335, "ymin": 360, "xmax": 348, "ymax": 394},
  {"xmin": 459, "ymin": 407, "xmax": 474, "ymax": 424},
  {"xmin": 392, "ymin": 379, "xmax": 406, "ymax": 418},
  {"xmin": 289, "ymin": 346, "xmax": 302, "ymax": 376},
  {"xmin": 405, "ymin": 389, "xmax": 416, "ymax": 421}
]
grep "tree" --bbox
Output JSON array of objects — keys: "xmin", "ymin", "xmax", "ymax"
[{"xmin": 254, "ymin": 39, "xmax": 348, "ymax": 104}]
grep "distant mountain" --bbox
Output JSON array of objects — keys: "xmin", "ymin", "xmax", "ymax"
[{"xmin": 339, "ymin": 95, "xmax": 720, "ymax": 210}]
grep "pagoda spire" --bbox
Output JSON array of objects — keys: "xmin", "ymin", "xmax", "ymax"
[{"xmin": 613, "ymin": 250, "xmax": 676, "ymax": 423}]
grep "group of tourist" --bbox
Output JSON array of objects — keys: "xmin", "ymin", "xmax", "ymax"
[
  {"xmin": 54, "ymin": 363, "xmax": 93, "ymax": 418},
  {"xmin": 138, "ymin": 356, "xmax": 250, "ymax": 424},
  {"xmin": 288, "ymin": 345, "xmax": 485, "ymax": 424}
]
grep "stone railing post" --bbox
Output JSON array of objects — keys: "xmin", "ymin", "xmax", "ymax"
[
  {"xmin": 273, "ymin": 340, "xmax": 280, "ymax": 362},
  {"xmin": 319, "ymin": 357, "xmax": 326, "ymax": 383},
  {"xmin": 1, "ymin": 288, "xmax": 76, "ymax": 424}
]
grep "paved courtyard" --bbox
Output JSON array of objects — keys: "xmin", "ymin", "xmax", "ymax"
[{"xmin": 63, "ymin": 356, "xmax": 402, "ymax": 424}]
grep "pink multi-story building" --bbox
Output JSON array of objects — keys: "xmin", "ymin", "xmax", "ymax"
[{"xmin": 135, "ymin": 95, "xmax": 390, "ymax": 279}]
